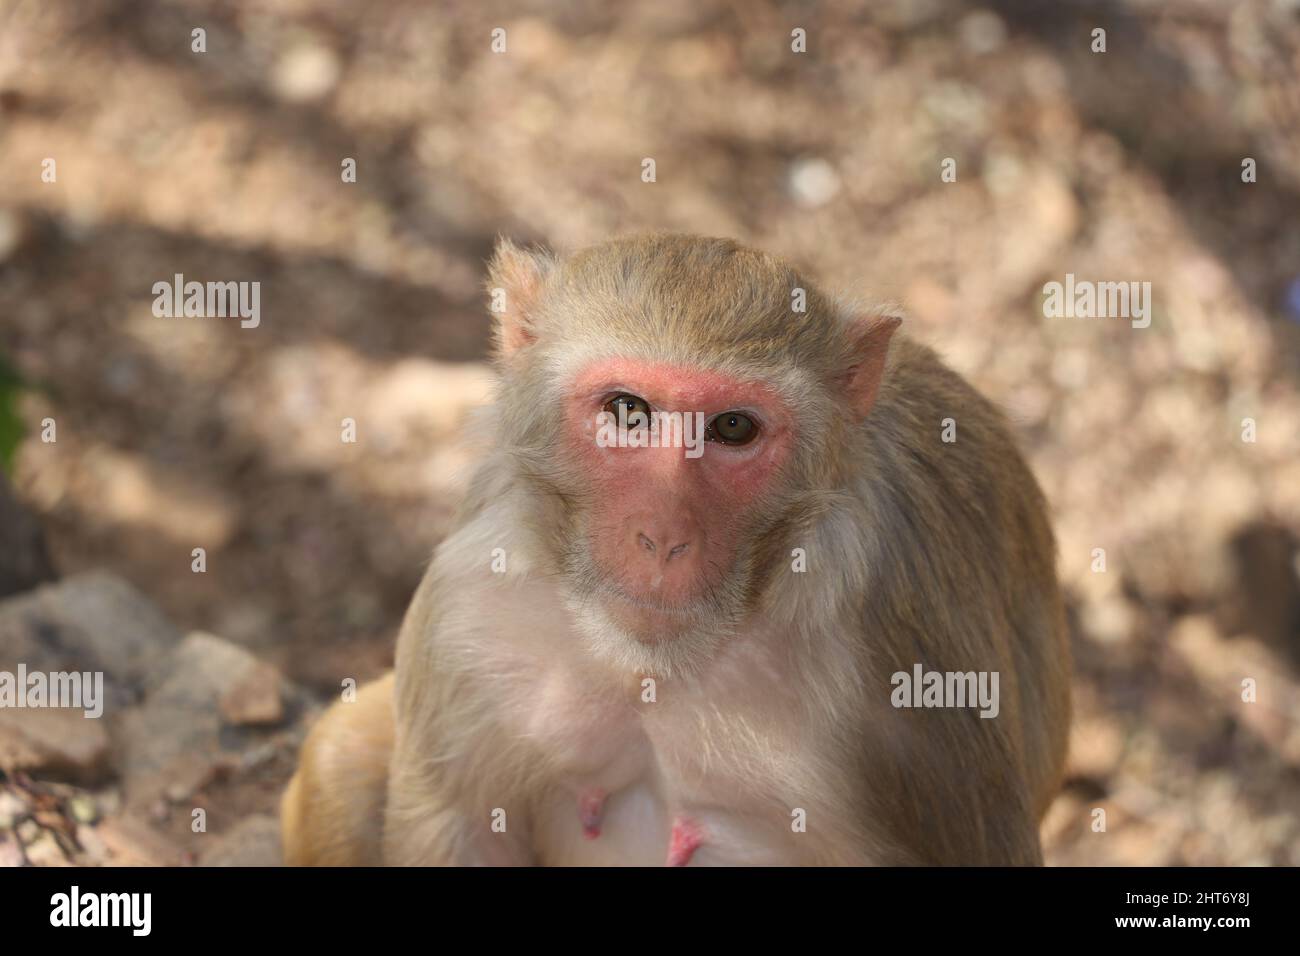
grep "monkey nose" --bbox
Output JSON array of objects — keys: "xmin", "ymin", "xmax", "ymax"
[
  {"xmin": 635, "ymin": 531, "xmax": 693, "ymax": 564},
  {"xmin": 623, "ymin": 520, "xmax": 705, "ymax": 601}
]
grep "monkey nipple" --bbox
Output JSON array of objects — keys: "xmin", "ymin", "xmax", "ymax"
[
  {"xmin": 666, "ymin": 817, "xmax": 704, "ymax": 866},
  {"xmin": 578, "ymin": 789, "xmax": 607, "ymax": 839}
]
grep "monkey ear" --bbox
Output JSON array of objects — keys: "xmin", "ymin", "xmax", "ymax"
[
  {"xmin": 486, "ymin": 238, "xmax": 555, "ymax": 358},
  {"xmin": 842, "ymin": 311, "xmax": 902, "ymax": 418}
]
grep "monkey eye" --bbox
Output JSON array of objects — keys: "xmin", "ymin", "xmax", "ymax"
[
  {"xmin": 706, "ymin": 411, "xmax": 758, "ymax": 446},
  {"xmin": 603, "ymin": 393, "xmax": 651, "ymax": 420}
]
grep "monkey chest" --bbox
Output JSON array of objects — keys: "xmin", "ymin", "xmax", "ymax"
[{"xmin": 517, "ymin": 679, "xmax": 832, "ymax": 866}]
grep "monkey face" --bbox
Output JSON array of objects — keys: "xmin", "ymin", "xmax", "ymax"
[
  {"xmin": 551, "ymin": 356, "xmax": 797, "ymax": 671},
  {"xmin": 484, "ymin": 235, "xmax": 896, "ymax": 674}
]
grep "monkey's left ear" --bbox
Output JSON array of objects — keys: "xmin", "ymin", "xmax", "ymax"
[
  {"xmin": 487, "ymin": 238, "xmax": 556, "ymax": 358},
  {"xmin": 842, "ymin": 312, "xmax": 902, "ymax": 418}
]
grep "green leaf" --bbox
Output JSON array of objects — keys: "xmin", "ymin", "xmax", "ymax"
[{"xmin": 0, "ymin": 353, "xmax": 26, "ymax": 476}]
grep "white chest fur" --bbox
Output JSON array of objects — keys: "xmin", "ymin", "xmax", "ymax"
[{"xmin": 457, "ymin": 580, "xmax": 852, "ymax": 865}]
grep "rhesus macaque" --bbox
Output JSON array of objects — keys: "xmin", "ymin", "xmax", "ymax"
[{"xmin": 281, "ymin": 234, "xmax": 1070, "ymax": 866}]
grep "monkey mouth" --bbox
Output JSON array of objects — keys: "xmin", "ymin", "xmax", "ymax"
[
  {"xmin": 603, "ymin": 592, "xmax": 695, "ymax": 643},
  {"xmin": 563, "ymin": 578, "xmax": 742, "ymax": 676},
  {"xmin": 597, "ymin": 585, "xmax": 734, "ymax": 645}
]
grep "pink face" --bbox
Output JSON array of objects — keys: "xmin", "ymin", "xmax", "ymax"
[{"xmin": 565, "ymin": 358, "xmax": 795, "ymax": 637}]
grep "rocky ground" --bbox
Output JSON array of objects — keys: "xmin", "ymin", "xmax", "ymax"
[
  {"xmin": 1, "ymin": 0, "xmax": 1299, "ymax": 865},
  {"xmin": 0, "ymin": 559, "xmax": 295, "ymax": 865}
]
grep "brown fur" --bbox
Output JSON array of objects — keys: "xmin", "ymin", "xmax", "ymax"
[{"xmin": 280, "ymin": 674, "xmax": 394, "ymax": 866}]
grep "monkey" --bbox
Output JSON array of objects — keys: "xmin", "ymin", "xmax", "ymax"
[{"xmin": 280, "ymin": 234, "xmax": 1070, "ymax": 866}]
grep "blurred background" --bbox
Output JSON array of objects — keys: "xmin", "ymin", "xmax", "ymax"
[{"xmin": 0, "ymin": 0, "xmax": 1298, "ymax": 866}]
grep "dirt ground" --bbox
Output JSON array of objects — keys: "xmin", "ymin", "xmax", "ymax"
[{"xmin": 1, "ymin": 0, "xmax": 1299, "ymax": 865}]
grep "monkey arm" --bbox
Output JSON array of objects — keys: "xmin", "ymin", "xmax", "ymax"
[{"xmin": 382, "ymin": 545, "xmax": 541, "ymax": 866}]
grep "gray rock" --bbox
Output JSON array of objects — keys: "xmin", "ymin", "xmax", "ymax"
[
  {"xmin": 0, "ymin": 706, "xmax": 112, "ymax": 785},
  {"xmin": 0, "ymin": 572, "xmax": 184, "ymax": 714},
  {"xmin": 118, "ymin": 631, "xmax": 299, "ymax": 806}
]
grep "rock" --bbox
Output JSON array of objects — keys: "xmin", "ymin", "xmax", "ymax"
[
  {"xmin": 198, "ymin": 814, "xmax": 282, "ymax": 867},
  {"xmin": 0, "ymin": 706, "xmax": 111, "ymax": 784},
  {"xmin": 0, "ymin": 572, "xmax": 183, "ymax": 714},
  {"xmin": 272, "ymin": 41, "xmax": 340, "ymax": 103},
  {"xmin": 118, "ymin": 632, "xmax": 298, "ymax": 806},
  {"xmin": 0, "ymin": 788, "xmax": 24, "ymax": 828},
  {"xmin": 0, "ymin": 472, "xmax": 55, "ymax": 599},
  {"xmin": 0, "ymin": 831, "xmax": 21, "ymax": 867},
  {"xmin": 23, "ymin": 830, "xmax": 69, "ymax": 866},
  {"xmin": 218, "ymin": 661, "xmax": 284, "ymax": 727},
  {"xmin": 68, "ymin": 794, "xmax": 98, "ymax": 824},
  {"xmin": 163, "ymin": 781, "xmax": 192, "ymax": 804},
  {"xmin": 787, "ymin": 158, "xmax": 841, "ymax": 208}
]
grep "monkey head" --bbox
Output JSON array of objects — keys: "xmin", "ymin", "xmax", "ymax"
[{"xmin": 484, "ymin": 234, "xmax": 899, "ymax": 675}]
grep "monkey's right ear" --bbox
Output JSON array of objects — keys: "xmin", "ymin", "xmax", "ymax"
[
  {"xmin": 842, "ymin": 311, "xmax": 902, "ymax": 419},
  {"xmin": 487, "ymin": 238, "xmax": 556, "ymax": 358}
]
